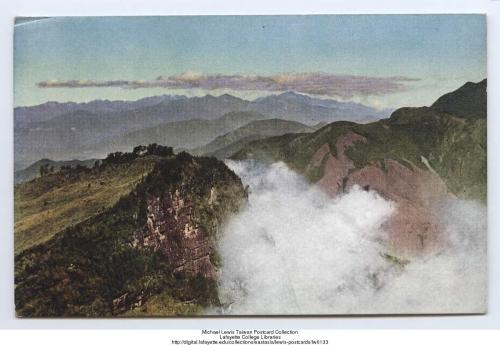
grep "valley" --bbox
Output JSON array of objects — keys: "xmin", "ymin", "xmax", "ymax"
[
  {"xmin": 14, "ymin": 92, "xmax": 390, "ymax": 167},
  {"xmin": 14, "ymin": 80, "xmax": 487, "ymax": 316}
]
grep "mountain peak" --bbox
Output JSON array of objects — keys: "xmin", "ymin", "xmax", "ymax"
[
  {"xmin": 218, "ymin": 93, "xmax": 242, "ymax": 101},
  {"xmin": 276, "ymin": 91, "xmax": 310, "ymax": 100},
  {"xmin": 431, "ymin": 79, "xmax": 486, "ymax": 118},
  {"xmin": 280, "ymin": 90, "xmax": 301, "ymax": 96}
]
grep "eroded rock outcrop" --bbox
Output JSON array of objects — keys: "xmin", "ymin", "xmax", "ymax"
[
  {"xmin": 134, "ymin": 188, "xmax": 216, "ymax": 280},
  {"xmin": 233, "ymin": 80, "xmax": 486, "ymax": 258},
  {"xmin": 15, "ymin": 150, "xmax": 247, "ymax": 317},
  {"xmin": 307, "ymin": 132, "xmax": 367, "ymax": 195},
  {"xmin": 306, "ymin": 131, "xmax": 450, "ymax": 256}
]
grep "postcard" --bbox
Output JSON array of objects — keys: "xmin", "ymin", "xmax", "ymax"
[{"xmin": 13, "ymin": 15, "xmax": 487, "ymax": 316}]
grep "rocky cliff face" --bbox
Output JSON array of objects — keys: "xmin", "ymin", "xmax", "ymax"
[
  {"xmin": 306, "ymin": 131, "xmax": 449, "ymax": 255},
  {"xmin": 134, "ymin": 188, "xmax": 217, "ymax": 280},
  {"xmin": 15, "ymin": 149, "xmax": 246, "ymax": 317},
  {"xmin": 233, "ymin": 80, "xmax": 486, "ymax": 256}
]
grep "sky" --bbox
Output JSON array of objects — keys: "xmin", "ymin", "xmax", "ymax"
[{"xmin": 14, "ymin": 15, "xmax": 486, "ymax": 109}]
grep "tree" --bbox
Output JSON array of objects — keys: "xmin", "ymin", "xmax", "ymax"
[
  {"xmin": 39, "ymin": 164, "xmax": 50, "ymax": 177},
  {"xmin": 146, "ymin": 144, "xmax": 173, "ymax": 157}
]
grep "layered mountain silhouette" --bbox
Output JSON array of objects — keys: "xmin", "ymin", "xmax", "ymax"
[
  {"xmin": 193, "ymin": 118, "xmax": 315, "ymax": 159},
  {"xmin": 233, "ymin": 79, "xmax": 486, "ymax": 253},
  {"xmin": 234, "ymin": 79, "xmax": 486, "ymax": 198},
  {"xmin": 15, "ymin": 92, "xmax": 390, "ymax": 167},
  {"xmin": 93, "ymin": 111, "xmax": 266, "ymax": 156},
  {"xmin": 14, "ymin": 95, "xmax": 186, "ymax": 126},
  {"xmin": 250, "ymin": 91, "xmax": 389, "ymax": 124},
  {"xmin": 14, "ymin": 79, "xmax": 487, "ymax": 317}
]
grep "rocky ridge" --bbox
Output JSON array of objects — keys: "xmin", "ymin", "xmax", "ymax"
[
  {"xmin": 15, "ymin": 147, "xmax": 246, "ymax": 317},
  {"xmin": 232, "ymin": 79, "xmax": 487, "ymax": 256}
]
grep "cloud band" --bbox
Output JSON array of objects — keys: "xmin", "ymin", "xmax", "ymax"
[{"xmin": 37, "ymin": 73, "xmax": 419, "ymax": 98}]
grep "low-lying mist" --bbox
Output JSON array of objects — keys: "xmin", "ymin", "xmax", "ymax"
[{"xmin": 214, "ymin": 160, "xmax": 486, "ymax": 315}]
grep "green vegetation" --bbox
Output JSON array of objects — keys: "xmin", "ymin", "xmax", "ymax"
[
  {"xmin": 14, "ymin": 155, "xmax": 159, "ymax": 254},
  {"xmin": 431, "ymin": 79, "xmax": 487, "ymax": 119},
  {"xmin": 380, "ymin": 252, "xmax": 410, "ymax": 267},
  {"xmin": 15, "ymin": 146, "xmax": 245, "ymax": 317},
  {"xmin": 123, "ymin": 291, "xmax": 202, "ymax": 317},
  {"xmin": 13, "ymin": 80, "xmax": 487, "ymax": 317},
  {"xmin": 14, "ymin": 143, "xmax": 178, "ymax": 255},
  {"xmin": 195, "ymin": 118, "xmax": 314, "ymax": 158},
  {"xmin": 97, "ymin": 111, "xmax": 266, "ymax": 154},
  {"xmin": 232, "ymin": 80, "xmax": 487, "ymax": 200},
  {"xmin": 15, "ymin": 158, "xmax": 99, "ymax": 184}
]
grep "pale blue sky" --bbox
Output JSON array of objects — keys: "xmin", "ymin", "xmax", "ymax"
[{"xmin": 14, "ymin": 15, "xmax": 486, "ymax": 108}]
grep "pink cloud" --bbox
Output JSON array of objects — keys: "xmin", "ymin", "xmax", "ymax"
[{"xmin": 37, "ymin": 73, "xmax": 419, "ymax": 98}]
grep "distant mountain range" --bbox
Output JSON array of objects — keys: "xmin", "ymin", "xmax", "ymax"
[
  {"xmin": 14, "ymin": 158, "xmax": 98, "ymax": 184},
  {"xmin": 14, "ymin": 95, "xmax": 186, "ymax": 126},
  {"xmin": 232, "ymin": 79, "xmax": 487, "ymax": 252},
  {"xmin": 15, "ymin": 116, "xmax": 313, "ymax": 183},
  {"xmin": 250, "ymin": 91, "xmax": 389, "ymax": 124},
  {"xmin": 13, "ymin": 80, "xmax": 487, "ymax": 317},
  {"xmin": 91, "ymin": 111, "xmax": 267, "ymax": 156},
  {"xmin": 192, "ymin": 118, "xmax": 315, "ymax": 159},
  {"xmin": 233, "ymin": 79, "xmax": 487, "ymax": 200},
  {"xmin": 14, "ymin": 92, "xmax": 390, "ymax": 167}
]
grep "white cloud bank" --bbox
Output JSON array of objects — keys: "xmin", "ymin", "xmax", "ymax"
[{"xmin": 214, "ymin": 160, "xmax": 486, "ymax": 315}]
